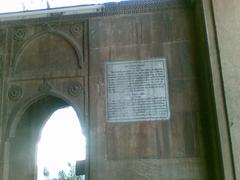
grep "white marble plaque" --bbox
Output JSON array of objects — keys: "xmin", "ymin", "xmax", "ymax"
[{"xmin": 106, "ymin": 59, "xmax": 170, "ymax": 122}]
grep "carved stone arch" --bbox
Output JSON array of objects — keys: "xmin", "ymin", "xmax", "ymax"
[
  {"xmin": 7, "ymin": 92, "xmax": 86, "ymax": 139},
  {"xmin": 4, "ymin": 91, "xmax": 86, "ymax": 180},
  {"xmin": 12, "ymin": 30, "xmax": 84, "ymax": 74}
]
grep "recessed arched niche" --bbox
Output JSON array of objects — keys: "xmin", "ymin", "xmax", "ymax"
[{"xmin": 14, "ymin": 32, "xmax": 82, "ymax": 76}]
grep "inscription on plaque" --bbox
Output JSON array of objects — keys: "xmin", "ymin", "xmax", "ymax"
[{"xmin": 106, "ymin": 59, "xmax": 170, "ymax": 122}]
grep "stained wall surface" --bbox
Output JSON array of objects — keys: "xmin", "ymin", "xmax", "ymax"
[
  {"xmin": 87, "ymin": 5, "xmax": 215, "ymax": 180},
  {"xmin": 0, "ymin": 1, "xmax": 224, "ymax": 180},
  {"xmin": 211, "ymin": 0, "xmax": 240, "ymax": 179}
]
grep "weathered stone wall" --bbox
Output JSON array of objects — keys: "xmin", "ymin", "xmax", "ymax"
[
  {"xmin": 211, "ymin": 0, "xmax": 240, "ymax": 178},
  {"xmin": 0, "ymin": 0, "xmax": 229, "ymax": 179},
  {"xmin": 88, "ymin": 8, "xmax": 210, "ymax": 179}
]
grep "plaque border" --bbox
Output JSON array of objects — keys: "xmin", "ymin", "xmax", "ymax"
[{"xmin": 105, "ymin": 58, "xmax": 170, "ymax": 123}]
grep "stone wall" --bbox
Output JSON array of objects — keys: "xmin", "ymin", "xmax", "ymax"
[{"xmin": 211, "ymin": 0, "xmax": 240, "ymax": 179}]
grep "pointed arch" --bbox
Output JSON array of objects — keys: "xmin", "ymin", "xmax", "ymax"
[
  {"xmin": 7, "ymin": 92, "xmax": 85, "ymax": 139},
  {"xmin": 37, "ymin": 106, "xmax": 86, "ymax": 179},
  {"xmin": 13, "ymin": 30, "xmax": 83, "ymax": 72}
]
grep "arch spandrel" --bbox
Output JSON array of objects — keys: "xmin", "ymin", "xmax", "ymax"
[
  {"xmin": 13, "ymin": 31, "xmax": 83, "ymax": 76},
  {"xmin": 5, "ymin": 76, "xmax": 86, "ymax": 140}
]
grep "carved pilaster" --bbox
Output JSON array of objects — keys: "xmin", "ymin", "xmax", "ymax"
[
  {"xmin": 0, "ymin": 29, "xmax": 6, "ymax": 55},
  {"xmin": 0, "ymin": 29, "xmax": 6, "ymax": 76}
]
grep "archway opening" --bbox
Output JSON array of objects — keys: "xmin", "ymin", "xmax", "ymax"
[{"xmin": 37, "ymin": 106, "xmax": 86, "ymax": 180}]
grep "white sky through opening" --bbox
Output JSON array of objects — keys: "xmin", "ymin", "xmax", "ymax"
[
  {"xmin": 37, "ymin": 106, "xmax": 86, "ymax": 180},
  {"xmin": 0, "ymin": 0, "xmax": 123, "ymax": 14}
]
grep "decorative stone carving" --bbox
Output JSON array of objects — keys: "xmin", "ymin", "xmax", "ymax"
[
  {"xmin": 38, "ymin": 79, "xmax": 51, "ymax": 93},
  {"xmin": 8, "ymin": 85, "xmax": 23, "ymax": 101},
  {"xmin": 13, "ymin": 28, "xmax": 26, "ymax": 41},
  {"xmin": 40, "ymin": 23, "xmax": 56, "ymax": 32},
  {"xmin": 102, "ymin": 0, "xmax": 184, "ymax": 15},
  {"xmin": 70, "ymin": 24, "xmax": 82, "ymax": 36},
  {"xmin": 68, "ymin": 82, "xmax": 82, "ymax": 97}
]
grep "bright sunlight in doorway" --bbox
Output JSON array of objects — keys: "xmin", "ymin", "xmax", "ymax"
[{"xmin": 37, "ymin": 107, "xmax": 86, "ymax": 180}]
